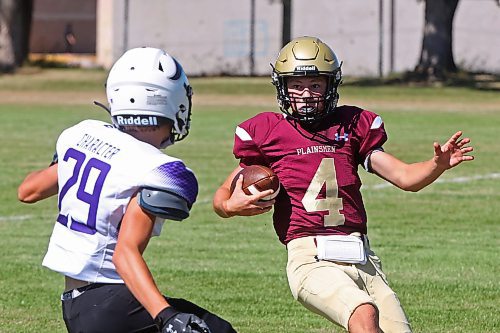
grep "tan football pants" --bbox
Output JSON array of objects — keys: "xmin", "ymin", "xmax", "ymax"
[{"xmin": 286, "ymin": 236, "xmax": 412, "ymax": 332}]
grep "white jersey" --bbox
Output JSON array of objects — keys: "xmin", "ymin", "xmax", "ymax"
[{"xmin": 42, "ymin": 120, "xmax": 198, "ymax": 283}]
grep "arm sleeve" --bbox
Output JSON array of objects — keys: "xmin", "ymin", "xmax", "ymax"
[{"xmin": 357, "ymin": 112, "xmax": 387, "ymax": 172}]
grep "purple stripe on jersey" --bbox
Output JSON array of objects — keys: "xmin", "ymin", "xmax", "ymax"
[{"xmin": 153, "ymin": 161, "xmax": 198, "ymax": 205}]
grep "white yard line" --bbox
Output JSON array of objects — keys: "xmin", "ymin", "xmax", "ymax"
[
  {"xmin": 0, "ymin": 214, "xmax": 35, "ymax": 222},
  {"xmin": 366, "ymin": 172, "xmax": 500, "ymax": 190}
]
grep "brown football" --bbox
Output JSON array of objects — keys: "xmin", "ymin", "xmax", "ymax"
[{"xmin": 229, "ymin": 165, "xmax": 280, "ymax": 201}]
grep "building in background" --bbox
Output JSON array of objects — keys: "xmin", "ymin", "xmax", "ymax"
[{"xmin": 30, "ymin": 0, "xmax": 500, "ymax": 77}]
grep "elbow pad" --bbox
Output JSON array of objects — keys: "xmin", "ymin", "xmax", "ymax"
[{"xmin": 138, "ymin": 188, "xmax": 190, "ymax": 221}]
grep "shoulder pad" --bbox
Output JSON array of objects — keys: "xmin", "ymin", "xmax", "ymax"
[
  {"xmin": 145, "ymin": 161, "xmax": 198, "ymax": 206},
  {"xmin": 138, "ymin": 188, "xmax": 190, "ymax": 221}
]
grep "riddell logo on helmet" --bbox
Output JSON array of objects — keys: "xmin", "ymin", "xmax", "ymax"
[
  {"xmin": 115, "ymin": 115, "xmax": 158, "ymax": 126},
  {"xmin": 295, "ymin": 65, "xmax": 317, "ymax": 72}
]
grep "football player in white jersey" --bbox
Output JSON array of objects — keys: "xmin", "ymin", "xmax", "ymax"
[{"xmin": 18, "ymin": 47, "xmax": 236, "ymax": 333}]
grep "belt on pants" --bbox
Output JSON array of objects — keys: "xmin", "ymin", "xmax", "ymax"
[{"xmin": 61, "ymin": 283, "xmax": 108, "ymax": 301}]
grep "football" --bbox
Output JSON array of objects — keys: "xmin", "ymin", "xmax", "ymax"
[{"xmin": 229, "ymin": 165, "xmax": 280, "ymax": 201}]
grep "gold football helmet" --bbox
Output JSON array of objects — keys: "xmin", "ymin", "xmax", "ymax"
[{"xmin": 272, "ymin": 36, "xmax": 342, "ymax": 124}]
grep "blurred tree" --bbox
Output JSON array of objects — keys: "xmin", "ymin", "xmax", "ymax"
[
  {"xmin": 414, "ymin": 0, "xmax": 459, "ymax": 81},
  {"xmin": 0, "ymin": 0, "xmax": 33, "ymax": 73},
  {"xmin": 414, "ymin": 0, "xmax": 499, "ymax": 81}
]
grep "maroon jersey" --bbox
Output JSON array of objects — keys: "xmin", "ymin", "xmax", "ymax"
[{"xmin": 233, "ymin": 106, "xmax": 387, "ymax": 244}]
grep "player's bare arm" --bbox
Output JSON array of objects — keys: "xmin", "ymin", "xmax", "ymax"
[
  {"xmin": 370, "ymin": 131, "xmax": 474, "ymax": 192},
  {"xmin": 113, "ymin": 193, "xmax": 170, "ymax": 318},
  {"xmin": 213, "ymin": 166, "xmax": 274, "ymax": 218},
  {"xmin": 18, "ymin": 163, "xmax": 58, "ymax": 203}
]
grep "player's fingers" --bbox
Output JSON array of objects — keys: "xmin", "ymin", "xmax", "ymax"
[
  {"xmin": 433, "ymin": 142, "xmax": 441, "ymax": 155},
  {"xmin": 232, "ymin": 175, "xmax": 245, "ymax": 194},
  {"xmin": 256, "ymin": 198, "xmax": 275, "ymax": 207},
  {"xmin": 444, "ymin": 131, "xmax": 461, "ymax": 147},
  {"xmin": 457, "ymin": 138, "xmax": 471, "ymax": 147},
  {"xmin": 254, "ymin": 205, "xmax": 272, "ymax": 214},
  {"xmin": 257, "ymin": 189, "xmax": 274, "ymax": 199},
  {"xmin": 247, "ymin": 189, "xmax": 273, "ymax": 202},
  {"xmin": 450, "ymin": 131, "xmax": 463, "ymax": 141}
]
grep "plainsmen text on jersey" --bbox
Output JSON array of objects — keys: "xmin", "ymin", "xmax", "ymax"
[
  {"xmin": 233, "ymin": 106, "xmax": 386, "ymax": 244},
  {"xmin": 42, "ymin": 120, "xmax": 198, "ymax": 283}
]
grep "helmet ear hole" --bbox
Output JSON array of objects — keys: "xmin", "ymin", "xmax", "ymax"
[{"xmin": 130, "ymin": 98, "xmax": 135, "ymax": 103}]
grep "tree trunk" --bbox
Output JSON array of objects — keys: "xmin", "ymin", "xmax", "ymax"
[
  {"xmin": 0, "ymin": 0, "xmax": 33, "ymax": 73},
  {"xmin": 414, "ymin": 0, "xmax": 459, "ymax": 81}
]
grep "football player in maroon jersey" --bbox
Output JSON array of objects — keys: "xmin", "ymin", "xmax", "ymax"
[{"xmin": 213, "ymin": 36, "xmax": 474, "ymax": 333}]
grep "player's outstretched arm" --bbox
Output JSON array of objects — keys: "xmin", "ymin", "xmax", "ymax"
[
  {"xmin": 370, "ymin": 131, "xmax": 474, "ymax": 192},
  {"xmin": 213, "ymin": 166, "xmax": 274, "ymax": 218},
  {"xmin": 18, "ymin": 164, "xmax": 58, "ymax": 203}
]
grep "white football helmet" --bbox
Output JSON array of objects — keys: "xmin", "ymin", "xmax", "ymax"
[{"xmin": 106, "ymin": 47, "xmax": 193, "ymax": 144}]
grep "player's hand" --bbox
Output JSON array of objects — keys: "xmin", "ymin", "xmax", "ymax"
[
  {"xmin": 224, "ymin": 175, "xmax": 275, "ymax": 217},
  {"xmin": 155, "ymin": 306, "xmax": 211, "ymax": 333},
  {"xmin": 433, "ymin": 131, "xmax": 474, "ymax": 170}
]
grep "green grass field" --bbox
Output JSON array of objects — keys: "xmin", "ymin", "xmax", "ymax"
[{"xmin": 0, "ymin": 69, "xmax": 499, "ymax": 333}]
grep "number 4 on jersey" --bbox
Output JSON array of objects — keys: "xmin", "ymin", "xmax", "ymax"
[{"xmin": 301, "ymin": 158, "xmax": 345, "ymax": 226}]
